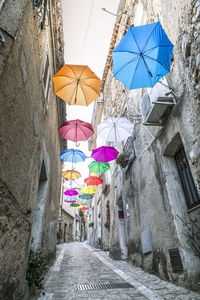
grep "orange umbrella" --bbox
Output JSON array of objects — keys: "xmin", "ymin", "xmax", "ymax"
[
  {"xmin": 62, "ymin": 170, "xmax": 81, "ymax": 180},
  {"xmin": 52, "ymin": 65, "xmax": 101, "ymax": 106}
]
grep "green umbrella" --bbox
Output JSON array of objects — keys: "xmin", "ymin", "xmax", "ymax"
[
  {"xmin": 88, "ymin": 161, "xmax": 110, "ymax": 173},
  {"xmin": 79, "ymin": 193, "xmax": 93, "ymax": 200},
  {"xmin": 70, "ymin": 203, "xmax": 81, "ymax": 207}
]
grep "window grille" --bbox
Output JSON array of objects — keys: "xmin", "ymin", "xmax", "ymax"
[
  {"xmin": 174, "ymin": 146, "xmax": 200, "ymax": 209},
  {"xmin": 169, "ymin": 248, "xmax": 183, "ymax": 272},
  {"xmin": 118, "ymin": 210, "xmax": 124, "ymax": 219}
]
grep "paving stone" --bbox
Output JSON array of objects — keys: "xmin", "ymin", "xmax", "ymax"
[{"xmin": 38, "ymin": 242, "xmax": 200, "ymax": 300}]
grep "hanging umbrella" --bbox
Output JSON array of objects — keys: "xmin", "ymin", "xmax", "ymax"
[
  {"xmin": 79, "ymin": 194, "xmax": 93, "ymax": 200},
  {"xmin": 60, "ymin": 149, "xmax": 87, "ymax": 163},
  {"xmin": 70, "ymin": 203, "xmax": 82, "ymax": 208},
  {"xmin": 88, "ymin": 161, "xmax": 110, "ymax": 173},
  {"xmin": 52, "ymin": 65, "xmax": 101, "ymax": 106},
  {"xmin": 64, "ymin": 196, "xmax": 77, "ymax": 202},
  {"xmin": 58, "ymin": 119, "xmax": 94, "ymax": 144},
  {"xmin": 62, "ymin": 170, "xmax": 81, "ymax": 180},
  {"xmin": 81, "ymin": 186, "xmax": 97, "ymax": 194},
  {"xmin": 64, "ymin": 189, "xmax": 79, "ymax": 196},
  {"xmin": 90, "ymin": 171, "xmax": 96, "ymax": 176},
  {"xmin": 112, "ymin": 22, "xmax": 174, "ymax": 89},
  {"xmin": 80, "ymin": 207, "xmax": 88, "ymax": 211},
  {"xmin": 77, "ymin": 201, "xmax": 88, "ymax": 205},
  {"xmin": 97, "ymin": 117, "xmax": 134, "ymax": 144},
  {"xmin": 84, "ymin": 176, "xmax": 103, "ymax": 186},
  {"xmin": 91, "ymin": 146, "xmax": 119, "ymax": 163}
]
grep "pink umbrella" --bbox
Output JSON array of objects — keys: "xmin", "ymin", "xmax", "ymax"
[
  {"xmin": 84, "ymin": 176, "xmax": 103, "ymax": 186},
  {"xmin": 58, "ymin": 119, "xmax": 94, "ymax": 143},
  {"xmin": 91, "ymin": 146, "xmax": 119, "ymax": 163},
  {"xmin": 64, "ymin": 189, "xmax": 79, "ymax": 196}
]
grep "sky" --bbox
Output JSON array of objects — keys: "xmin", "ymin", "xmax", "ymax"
[{"xmin": 61, "ymin": 0, "xmax": 120, "ymax": 185}]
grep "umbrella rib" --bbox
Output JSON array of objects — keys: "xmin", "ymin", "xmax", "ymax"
[
  {"xmin": 143, "ymin": 22, "xmax": 159, "ymax": 52},
  {"xmin": 80, "ymin": 81, "xmax": 100, "ymax": 95},
  {"xmin": 130, "ymin": 29, "xmax": 142, "ymax": 53},
  {"xmin": 54, "ymin": 80, "xmax": 77, "ymax": 93},
  {"xmin": 144, "ymin": 45, "xmax": 173, "ymax": 55},
  {"xmin": 67, "ymin": 65, "xmax": 79, "ymax": 79},
  {"xmin": 79, "ymin": 82, "xmax": 88, "ymax": 105},
  {"xmin": 114, "ymin": 54, "xmax": 141, "ymax": 77},
  {"xmin": 143, "ymin": 54, "xmax": 170, "ymax": 71},
  {"xmin": 129, "ymin": 56, "xmax": 143, "ymax": 88}
]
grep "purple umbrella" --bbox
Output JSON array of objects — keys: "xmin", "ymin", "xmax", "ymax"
[
  {"xmin": 64, "ymin": 189, "xmax": 79, "ymax": 196},
  {"xmin": 91, "ymin": 146, "xmax": 119, "ymax": 163}
]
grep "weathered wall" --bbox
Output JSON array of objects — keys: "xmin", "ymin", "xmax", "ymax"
[
  {"xmin": 0, "ymin": 0, "xmax": 65, "ymax": 298},
  {"xmin": 102, "ymin": 0, "xmax": 200, "ymax": 291}
]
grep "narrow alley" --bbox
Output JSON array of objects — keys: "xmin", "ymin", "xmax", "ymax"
[{"xmin": 39, "ymin": 243, "xmax": 200, "ymax": 300}]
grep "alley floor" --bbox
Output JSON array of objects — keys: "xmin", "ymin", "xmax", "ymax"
[{"xmin": 38, "ymin": 242, "xmax": 200, "ymax": 300}]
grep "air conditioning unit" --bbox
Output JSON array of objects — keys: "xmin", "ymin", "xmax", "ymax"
[{"xmin": 140, "ymin": 77, "xmax": 176, "ymax": 126}]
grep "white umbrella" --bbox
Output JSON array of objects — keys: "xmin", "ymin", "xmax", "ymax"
[{"xmin": 97, "ymin": 117, "xmax": 134, "ymax": 144}]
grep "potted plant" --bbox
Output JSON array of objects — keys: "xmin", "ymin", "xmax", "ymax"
[
  {"xmin": 116, "ymin": 152, "xmax": 131, "ymax": 168},
  {"xmin": 104, "ymin": 221, "xmax": 110, "ymax": 230},
  {"xmin": 89, "ymin": 222, "xmax": 94, "ymax": 227}
]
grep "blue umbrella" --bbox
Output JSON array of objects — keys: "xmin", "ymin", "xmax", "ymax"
[
  {"xmin": 60, "ymin": 149, "xmax": 87, "ymax": 163},
  {"xmin": 112, "ymin": 22, "xmax": 174, "ymax": 89},
  {"xmin": 64, "ymin": 196, "xmax": 78, "ymax": 202}
]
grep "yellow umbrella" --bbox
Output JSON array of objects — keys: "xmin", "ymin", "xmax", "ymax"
[
  {"xmin": 81, "ymin": 186, "xmax": 97, "ymax": 194},
  {"xmin": 62, "ymin": 170, "xmax": 81, "ymax": 180},
  {"xmin": 52, "ymin": 65, "xmax": 101, "ymax": 106},
  {"xmin": 90, "ymin": 171, "xmax": 96, "ymax": 176},
  {"xmin": 77, "ymin": 201, "xmax": 88, "ymax": 205}
]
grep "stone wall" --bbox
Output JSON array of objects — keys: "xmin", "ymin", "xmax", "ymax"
[
  {"xmin": 101, "ymin": 0, "xmax": 200, "ymax": 291},
  {"xmin": 0, "ymin": 0, "xmax": 65, "ymax": 298}
]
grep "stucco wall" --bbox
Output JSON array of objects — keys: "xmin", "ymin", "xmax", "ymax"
[
  {"xmin": 0, "ymin": 1, "xmax": 65, "ymax": 298},
  {"xmin": 102, "ymin": 0, "xmax": 200, "ymax": 291}
]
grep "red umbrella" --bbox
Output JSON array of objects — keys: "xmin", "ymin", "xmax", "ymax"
[
  {"xmin": 80, "ymin": 207, "xmax": 88, "ymax": 210},
  {"xmin": 84, "ymin": 176, "xmax": 103, "ymax": 186},
  {"xmin": 58, "ymin": 119, "xmax": 94, "ymax": 143}
]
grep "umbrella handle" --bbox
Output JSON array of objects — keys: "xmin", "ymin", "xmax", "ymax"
[{"xmin": 76, "ymin": 141, "xmax": 80, "ymax": 147}]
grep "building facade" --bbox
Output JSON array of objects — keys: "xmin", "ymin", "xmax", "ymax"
[
  {"xmin": 0, "ymin": 0, "xmax": 65, "ymax": 299},
  {"xmin": 89, "ymin": 0, "xmax": 200, "ymax": 291}
]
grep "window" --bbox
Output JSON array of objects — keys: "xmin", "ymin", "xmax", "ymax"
[
  {"xmin": 41, "ymin": 54, "xmax": 51, "ymax": 111},
  {"xmin": 175, "ymin": 146, "xmax": 200, "ymax": 209},
  {"xmin": 169, "ymin": 248, "xmax": 183, "ymax": 272},
  {"xmin": 106, "ymin": 201, "xmax": 110, "ymax": 222}
]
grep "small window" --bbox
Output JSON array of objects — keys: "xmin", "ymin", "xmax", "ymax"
[
  {"xmin": 106, "ymin": 201, "xmax": 110, "ymax": 222},
  {"xmin": 41, "ymin": 54, "xmax": 51, "ymax": 111},
  {"xmin": 118, "ymin": 210, "xmax": 124, "ymax": 219},
  {"xmin": 174, "ymin": 146, "xmax": 200, "ymax": 209},
  {"xmin": 169, "ymin": 248, "xmax": 183, "ymax": 273}
]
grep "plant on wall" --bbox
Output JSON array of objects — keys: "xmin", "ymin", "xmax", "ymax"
[
  {"xmin": 89, "ymin": 222, "xmax": 94, "ymax": 227},
  {"xmin": 116, "ymin": 152, "xmax": 131, "ymax": 168},
  {"xmin": 26, "ymin": 249, "xmax": 48, "ymax": 291},
  {"xmin": 104, "ymin": 221, "xmax": 110, "ymax": 230}
]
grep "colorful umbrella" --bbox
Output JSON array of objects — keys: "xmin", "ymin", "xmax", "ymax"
[
  {"xmin": 70, "ymin": 203, "xmax": 82, "ymax": 208},
  {"xmin": 60, "ymin": 149, "xmax": 87, "ymax": 163},
  {"xmin": 62, "ymin": 170, "xmax": 81, "ymax": 180},
  {"xmin": 97, "ymin": 117, "xmax": 134, "ymax": 144},
  {"xmin": 112, "ymin": 22, "xmax": 174, "ymax": 89},
  {"xmin": 80, "ymin": 207, "xmax": 88, "ymax": 210},
  {"xmin": 64, "ymin": 189, "xmax": 79, "ymax": 196},
  {"xmin": 90, "ymin": 171, "xmax": 96, "ymax": 176},
  {"xmin": 88, "ymin": 161, "xmax": 110, "ymax": 173},
  {"xmin": 64, "ymin": 196, "xmax": 77, "ymax": 202},
  {"xmin": 77, "ymin": 201, "xmax": 88, "ymax": 205},
  {"xmin": 65, "ymin": 200, "xmax": 76, "ymax": 203},
  {"xmin": 84, "ymin": 176, "xmax": 103, "ymax": 186},
  {"xmin": 81, "ymin": 186, "xmax": 97, "ymax": 194},
  {"xmin": 91, "ymin": 146, "xmax": 119, "ymax": 163},
  {"xmin": 58, "ymin": 119, "xmax": 94, "ymax": 143},
  {"xmin": 79, "ymin": 194, "xmax": 93, "ymax": 200},
  {"xmin": 52, "ymin": 65, "xmax": 101, "ymax": 106}
]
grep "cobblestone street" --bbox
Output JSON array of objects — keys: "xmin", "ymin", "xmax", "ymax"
[{"xmin": 38, "ymin": 243, "xmax": 200, "ymax": 300}]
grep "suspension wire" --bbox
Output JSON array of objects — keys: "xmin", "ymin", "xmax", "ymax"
[{"xmin": 81, "ymin": 0, "xmax": 95, "ymax": 61}]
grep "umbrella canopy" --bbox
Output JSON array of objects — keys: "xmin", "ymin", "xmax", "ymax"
[
  {"xmin": 81, "ymin": 186, "xmax": 97, "ymax": 194},
  {"xmin": 91, "ymin": 146, "xmax": 119, "ymax": 163},
  {"xmin": 79, "ymin": 194, "xmax": 93, "ymax": 200},
  {"xmin": 70, "ymin": 203, "xmax": 82, "ymax": 208},
  {"xmin": 77, "ymin": 201, "xmax": 88, "ymax": 205},
  {"xmin": 84, "ymin": 176, "xmax": 103, "ymax": 186},
  {"xmin": 97, "ymin": 117, "xmax": 134, "ymax": 144},
  {"xmin": 62, "ymin": 170, "xmax": 81, "ymax": 180},
  {"xmin": 80, "ymin": 207, "xmax": 88, "ymax": 210},
  {"xmin": 65, "ymin": 200, "xmax": 76, "ymax": 203},
  {"xmin": 88, "ymin": 161, "xmax": 110, "ymax": 173},
  {"xmin": 52, "ymin": 65, "xmax": 101, "ymax": 106},
  {"xmin": 64, "ymin": 196, "xmax": 77, "ymax": 202},
  {"xmin": 60, "ymin": 149, "xmax": 87, "ymax": 163},
  {"xmin": 58, "ymin": 119, "xmax": 94, "ymax": 142},
  {"xmin": 64, "ymin": 189, "xmax": 79, "ymax": 196},
  {"xmin": 112, "ymin": 22, "xmax": 174, "ymax": 89}
]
